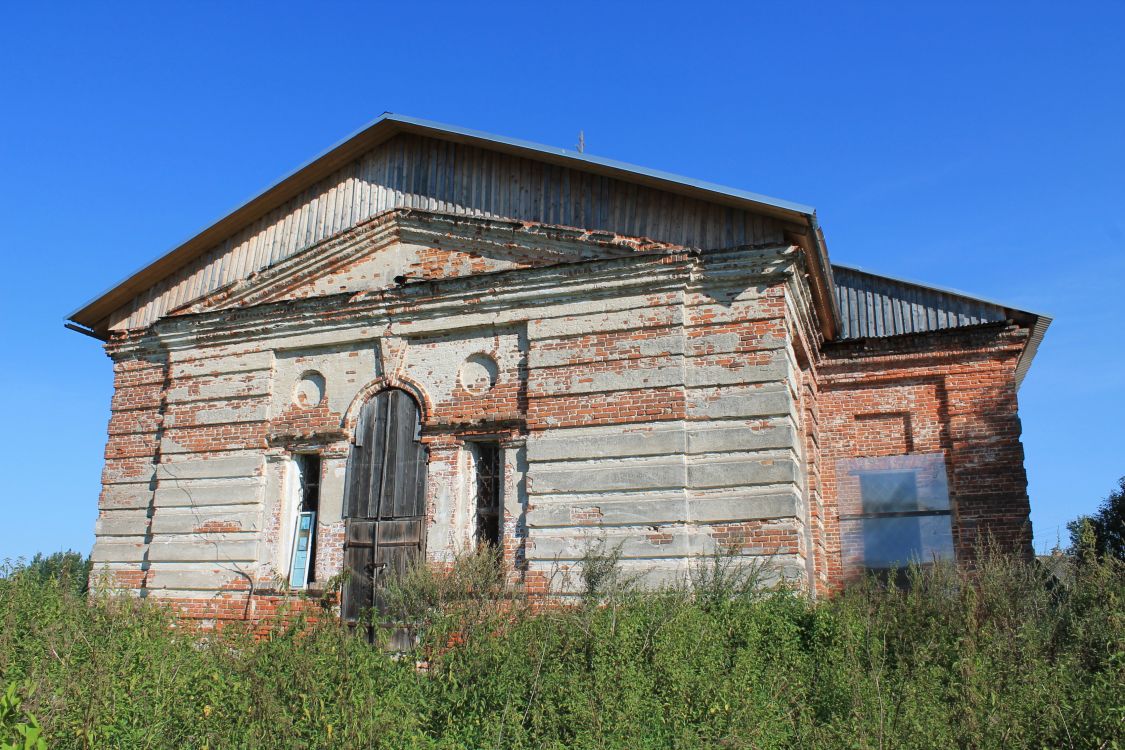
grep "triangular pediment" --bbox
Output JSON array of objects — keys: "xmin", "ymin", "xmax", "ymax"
[
  {"xmin": 69, "ymin": 117, "xmax": 817, "ymax": 336},
  {"xmin": 174, "ymin": 208, "xmax": 687, "ymax": 316}
]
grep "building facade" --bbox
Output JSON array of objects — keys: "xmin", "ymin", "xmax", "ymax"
[{"xmin": 68, "ymin": 116, "xmax": 1049, "ymax": 623}]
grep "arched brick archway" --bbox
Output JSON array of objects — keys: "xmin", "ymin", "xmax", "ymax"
[{"xmin": 341, "ymin": 375, "xmax": 431, "ymax": 438}]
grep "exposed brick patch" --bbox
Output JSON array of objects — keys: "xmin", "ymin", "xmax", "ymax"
[
  {"xmin": 535, "ymin": 326, "xmax": 681, "ymax": 365},
  {"xmin": 528, "ymin": 387, "xmax": 685, "ymax": 429},
  {"xmin": 432, "ymin": 376, "xmax": 524, "ymax": 427},
  {"xmin": 162, "ymin": 593, "xmax": 334, "ymax": 635},
  {"xmin": 163, "ymin": 423, "xmax": 269, "ymax": 453},
  {"xmin": 109, "ymin": 570, "xmax": 146, "ymax": 590},
  {"xmin": 570, "ymin": 506, "xmax": 604, "ymax": 524},
  {"xmin": 193, "ymin": 521, "xmax": 244, "ymax": 533},
  {"xmin": 710, "ymin": 521, "xmax": 801, "ymax": 556},
  {"xmin": 411, "ymin": 246, "xmax": 529, "ymax": 280},
  {"xmin": 270, "ymin": 399, "xmax": 345, "ymax": 442}
]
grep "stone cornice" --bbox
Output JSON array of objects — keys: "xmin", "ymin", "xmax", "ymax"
[
  {"xmin": 105, "ymin": 212, "xmax": 803, "ymax": 359},
  {"xmin": 144, "ymin": 251, "xmax": 696, "ymax": 353},
  {"xmin": 175, "ymin": 208, "xmax": 689, "ymax": 318}
]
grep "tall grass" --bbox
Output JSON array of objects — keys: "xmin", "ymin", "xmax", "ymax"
[{"xmin": 1, "ymin": 548, "xmax": 1121, "ymax": 749}]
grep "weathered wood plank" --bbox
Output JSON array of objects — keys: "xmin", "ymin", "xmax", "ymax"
[{"xmin": 115, "ymin": 133, "xmax": 787, "ymax": 330}]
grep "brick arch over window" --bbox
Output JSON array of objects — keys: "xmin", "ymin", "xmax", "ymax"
[{"xmin": 341, "ymin": 375, "xmax": 432, "ymax": 438}]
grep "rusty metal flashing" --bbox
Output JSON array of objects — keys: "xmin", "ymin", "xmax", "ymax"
[
  {"xmin": 65, "ymin": 114, "xmax": 830, "ymax": 337},
  {"xmin": 785, "ymin": 215, "xmax": 839, "ymax": 341}
]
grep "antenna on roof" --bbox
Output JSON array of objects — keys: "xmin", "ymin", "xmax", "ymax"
[{"xmin": 576, "ymin": 130, "xmax": 585, "ymax": 154}]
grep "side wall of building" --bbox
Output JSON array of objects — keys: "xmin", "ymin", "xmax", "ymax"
[
  {"xmin": 816, "ymin": 324, "xmax": 1034, "ymax": 589},
  {"xmin": 92, "ymin": 212, "xmax": 1039, "ymax": 616},
  {"xmin": 523, "ymin": 246, "xmax": 816, "ymax": 594}
]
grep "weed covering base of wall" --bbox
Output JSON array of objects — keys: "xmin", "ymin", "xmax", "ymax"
[{"xmin": 1, "ymin": 550, "xmax": 1122, "ymax": 749}]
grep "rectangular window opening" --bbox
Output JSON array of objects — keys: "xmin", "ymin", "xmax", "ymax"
[
  {"xmin": 837, "ymin": 454, "xmax": 954, "ymax": 584},
  {"xmin": 469, "ymin": 442, "xmax": 502, "ymax": 548},
  {"xmin": 288, "ymin": 454, "xmax": 321, "ymax": 588}
]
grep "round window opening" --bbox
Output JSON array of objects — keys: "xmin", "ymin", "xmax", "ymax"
[
  {"xmin": 293, "ymin": 371, "xmax": 326, "ymax": 408},
  {"xmin": 459, "ymin": 353, "xmax": 499, "ymax": 395}
]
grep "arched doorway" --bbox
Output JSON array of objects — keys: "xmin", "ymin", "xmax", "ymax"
[{"xmin": 342, "ymin": 387, "xmax": 428, "ymax": 623}]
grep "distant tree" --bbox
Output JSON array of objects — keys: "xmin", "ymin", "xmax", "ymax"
[
  {"xmin": 22, "ymin": 550, "xmax": 92, "ymax": 597},
  {"xmin": 1067, "ymin": 476, "xmax": 1125, "ymax": 561}
]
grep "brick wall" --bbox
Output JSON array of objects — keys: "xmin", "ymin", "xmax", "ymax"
[
  {"xmin": 816, "ymin": 323, "xmax": 1034, "ymax": 589},
  {"xmin": 89, "ymin": 211, "xmax": 1038, "ymax": 622}
]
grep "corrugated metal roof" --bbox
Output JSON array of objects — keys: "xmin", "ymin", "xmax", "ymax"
[
  {"xmin": 834, "ymin": 265, "xmax": 1011, "ymax": 339},
  {"xmin": 832, "ymin": 264, "xmax": 1051, "ymax": 387}
]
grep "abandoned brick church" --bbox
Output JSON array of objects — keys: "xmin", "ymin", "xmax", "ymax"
[{"xmin": 68, "ymin": 115, "xmax": 1049, "ymax": 622}]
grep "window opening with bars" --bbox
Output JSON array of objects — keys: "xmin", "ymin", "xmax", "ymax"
[{"xmin": 470, "ymin": 442, "xmax": 502, "ymax": 548}]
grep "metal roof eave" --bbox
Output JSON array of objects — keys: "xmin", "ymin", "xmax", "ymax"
[
  {"xmin": 832, "ymin": 263, "xmax": 1051, "ymax": 320},
  {"xmin": 65, "ymin": 113, "xmax": 821, "ymax": 334},
  {"xmin": 833, "ymin": 263, "xmax": 1051, "ymax": 389},
  {"xmin": 1015, "ymin": 313, "xmax": 1052, "ymax": 389}
]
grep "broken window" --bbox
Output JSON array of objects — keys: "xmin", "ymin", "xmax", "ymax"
[
  {"xmin": 469, "ymin": 442, "xmax": 502, "ymax": 547},
  {"xmin": 288, "ymin": 454, "xmax": 321, "ymax": 588},
  {"xmin": 837, "ymin": 453, "xmax": 954, "ymax": 583}
]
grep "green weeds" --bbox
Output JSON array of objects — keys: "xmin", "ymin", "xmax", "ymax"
[{"xmin": 1, "ymin": 548, "xmax": 1121, "ymax": 749}]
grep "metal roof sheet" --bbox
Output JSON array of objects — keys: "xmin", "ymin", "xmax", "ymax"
[{"xmin": 832, "ymin": 264, "xmax": 1051, "ymax": 387}]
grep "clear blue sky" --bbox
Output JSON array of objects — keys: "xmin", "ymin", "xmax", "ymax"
[{"xmin": 1, "ymin": 1, "xmax": 1121, "ymax": 561}]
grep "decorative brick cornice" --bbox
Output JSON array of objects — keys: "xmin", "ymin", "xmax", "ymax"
[{"xmin": 818, "ymin": 322, "xmax": 1027, "ymax": 386}]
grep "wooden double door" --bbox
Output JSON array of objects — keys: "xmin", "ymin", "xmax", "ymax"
[{"xmin": 342, "ymin": 388, "xmax": 428, "ymax": 623}]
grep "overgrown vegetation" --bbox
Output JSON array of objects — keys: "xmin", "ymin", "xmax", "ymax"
[{"xmin": 1, "ymin": 546, "xmax": 1122, "ymax": 749}]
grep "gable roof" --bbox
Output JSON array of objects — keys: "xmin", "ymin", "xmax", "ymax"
[
  {"xmin": 64, "ymin": 114, "xmax": 1048, "ymax": 387},
  {"xmin": 66, "ymin": 113, "xmax": 830, "ymax": 337}
]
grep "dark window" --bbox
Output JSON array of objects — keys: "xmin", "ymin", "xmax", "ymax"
[
  {"xmin": 298, "ymin": 454, "xmax": 321, "ymax": 511},
  {"xmin": 857, "ymin": 471, "xmax": 924, "ymax": 570},
  {"xmin": 471, "ymin": 442, "xmax": 502, "ymax": 547}
]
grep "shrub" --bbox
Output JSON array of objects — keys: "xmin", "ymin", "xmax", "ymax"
[
  {"xmin": 0, "ymin": 682, "xmax": 46, "ymax": 750},
  {"xmin": 1, "ymin": 552, "xmax": 90, "ymax": 598}
]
